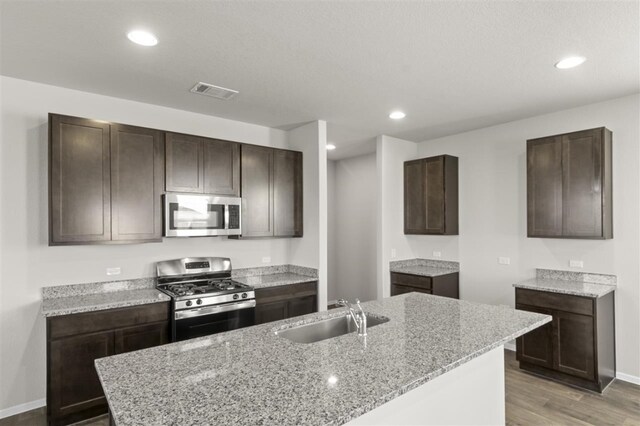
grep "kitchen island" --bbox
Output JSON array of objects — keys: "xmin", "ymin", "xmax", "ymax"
[{"xmin": 95, "ymin": 293, "xmax": 549, "ymax": 425}]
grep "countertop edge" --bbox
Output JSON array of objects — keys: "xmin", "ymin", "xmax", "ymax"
[
  {"xmin": 41, "ymin": 293, "xmax": 171, "ymax": 317},
  {"xmin": 513, "ymin": 281, "xmax": 616, "ymax": 298}
]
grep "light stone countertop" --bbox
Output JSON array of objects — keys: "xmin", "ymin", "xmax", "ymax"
[
  {"xmin": 234, "ymin": 272, "xmax": 317, "ymax": 289},
  {"xmin": 513, "ymin": 268, "xmax": 616, "ymax": 298},
  {"xmin": 390, "ymin": 258, "xmax": 459, "ymax": 277},
  {"xmin": 41, "ymin": 289, "xmax": 171, "ymax": 317},
  {"xmin": 95, "ymin": 293, "xmax": 550, "ymax": 426}
]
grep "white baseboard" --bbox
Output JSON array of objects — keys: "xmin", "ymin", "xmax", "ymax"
[
  {"xmin": 0, "ymin": 398, "xmax": 46, "ymax": 419},
  {"xmin": 617, "ymin": 372, "xmax": 640, "ymax": 385}
]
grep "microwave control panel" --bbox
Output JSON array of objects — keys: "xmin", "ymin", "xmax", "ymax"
[{"xmin": 228, "ymin": 205, "xmax": 240, "ymax": 229}]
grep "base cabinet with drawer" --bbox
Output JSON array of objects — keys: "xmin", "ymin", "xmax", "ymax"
[
  {"xmin": 46, "ymin": 303, "xmax": 170, "ymax": 426},
  {"xmin": 254, "ymin": 282, "xmax": 318, "ymax": 325},
  {"xmin": 515, "ymin": 288, "xmax": 615, "ymax": 392},
  {"xmin": 390, "ymin": 272, "xmax": 459, "ymax": 299}
]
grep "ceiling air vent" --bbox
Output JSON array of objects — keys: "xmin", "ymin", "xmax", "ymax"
[{"xmin": 190, "ymin": 82, "xmax": 239, "ymax": 100}]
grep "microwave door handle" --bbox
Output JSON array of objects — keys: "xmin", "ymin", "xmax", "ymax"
[{"xmin": 224, "ymin": 204, "xmax": 230, "ymax": 230}]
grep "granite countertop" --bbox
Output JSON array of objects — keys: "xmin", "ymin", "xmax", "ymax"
[
  {"xmin": 234, "ymin": 272, "xmax": 317, "ymax": 289},
  {"xmin": 513, "ymin": 268, "xmax": 616, "ymax": 298},
  {"xmin": 95, "ymin": 293, "xmax": 549, "ymax": 426},
  {"xmin": 390, "ymin": 258, "xmax": 459, "ymax": 277},
  {"xmin": 41, "ymin": 288, "xmax": 171, "ymax": 317}
]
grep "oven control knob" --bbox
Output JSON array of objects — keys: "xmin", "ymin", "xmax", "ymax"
[
  {"xmin": 242, "ymin": 293, "xmax": 247, "ymax": 299},
  {"xmin": 196, "ymin": 299, "xmax": 203, "ymax": 305},
  {"xmin": 186, "ymin": 300, "xmax": 193, "ymax": 307},
  {"xmin": 233, "ymin": 294, "xmax": 239, "ymax": 300}
]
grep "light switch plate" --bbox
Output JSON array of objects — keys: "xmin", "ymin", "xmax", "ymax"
[
  {"xmin": 262, "ymin": 257, "xmax": 271, "ymax": 264},
  {"xmin": 569, "ymin": 260, "xmax": 584, "ymax": 268},
  {"xmin": 432, "ymin": 251, "xmax": 442, "ymax": 258},
  {"xmin": 106, "ymin": 267, "xmax": 121, "ymax": 276},
  {"xmin": 498, "ymin": 257, "xmax": 510, "ymax": 265}
]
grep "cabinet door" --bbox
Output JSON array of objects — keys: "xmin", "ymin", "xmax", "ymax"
[
  {"xmin": 203, "ymin": 138, "xmax": 240, "ymax": 196},
  {"xmin": 562, "ymin": 129, "xmax": 603, "ymax": 238},
  {"xmin": 554, "ymin": 311, "xmax": 596, "ymax": 380},
  {"xmin": 255, "ymin": 300, "xmax": 287, "ymax": 325},
  {"xmin": 114, "ymin": 321, "xmax": 169, "ymax": 354},
  {"xmin": 288, "ymin": 295, "xmax": 317, "ymax": 318},
  {"xmin": 527, "ymin": 136, "xmax": 563, "ymax": 237},
  {"xmin": 49, "ymin": 114, "xmax": 111, "ymax": 244},
  {"xmin": 391, "ymin": 284, "xmax": 431, "ymax": 296},
  {"xmin": 404, "ymin": 159, "xmax": 426, "ymax": 234},
  {"xmin": 241, "ymin": 145, "xmax": 274, "ymax": 237},
  {"xmin": 49, "ymin": 331, "xmax": 113, "ymax": 421},
  {"xmin": 111, "ymin": 124, "xmax": 164, "ymax": 241},
  {"xmin": 274, "ymin": 149, "xmax": 303, "ymax": 237},
  {"xmin": 515, "ymin": 304, "xmax": 554, "ymax": 369},
  {"xmin": 165, "ymin": 133, "xmax": 204, "ymax": 193},
  {"xmin": 425, "ymin": 156, "xmax": 445, "ymax": 233}
]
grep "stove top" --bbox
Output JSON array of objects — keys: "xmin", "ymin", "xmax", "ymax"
[{"xmin": 160, "ymin": 279, "xmax": 250, "ymax": 298}]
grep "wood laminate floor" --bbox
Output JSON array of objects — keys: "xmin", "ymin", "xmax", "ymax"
[{"xmin": 1, "ymin": 350, "xmax": 638, "ymax": 425}]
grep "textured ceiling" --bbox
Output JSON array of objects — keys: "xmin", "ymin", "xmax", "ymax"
[{"xmin": 1, "ymin": 0, "xmax": 638, "ymax": 159}]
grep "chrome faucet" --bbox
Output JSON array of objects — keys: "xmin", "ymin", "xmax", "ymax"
[{"xmin": 337, "ymin": 298, "xmax": 367, "ymax": 337}]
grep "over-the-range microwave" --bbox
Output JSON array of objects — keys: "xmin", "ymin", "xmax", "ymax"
[{"xmin": 164, "ymin": 193, "xmax": 242, "ymax": 237}]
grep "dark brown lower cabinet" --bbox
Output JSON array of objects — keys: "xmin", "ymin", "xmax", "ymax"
[
  {"xmin": 516, "ymin": 288, "xmax": 615, "ymax": 393},
  {"xmin": 255, "ymin": 281, "xmax": 318, "ymax": 325},
  {"xmin": 390, "ymin": 272, "xmax": 459, "ymax": 299},
  {"xmin": 47, "ymin": 303, "xmax": 170, "ymax": 426}
]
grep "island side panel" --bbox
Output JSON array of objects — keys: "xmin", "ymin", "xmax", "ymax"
[{"xmin": 346, "ymin": 346, "xmax": 505, "ymax": 425}]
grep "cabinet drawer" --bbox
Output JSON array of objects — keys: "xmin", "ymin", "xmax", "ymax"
[
  {"xmin": 255, "ymin": 281, "xmax": 317, "ymax": 304},
  {"xmin": 390, "ymin": 273, "xmax": 432, "ymax": 290},
  {"xmin": 391, "ymin": 284, "xmax": 432, "ymax": 296},
  {"xmin": 48, "ymin": 302, "xmax": 170, "ymax": 340},
  {"xmin": 516, "ymin": 289, "xmax": 593, "ymax": 316}
]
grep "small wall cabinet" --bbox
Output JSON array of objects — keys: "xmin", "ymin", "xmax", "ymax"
[
  {"xmin": 165, "ymin": 132, "xmax": 240, "ymax": 196},
  {"xmin": 49, "ymin": 114, "xmax": 164, "ymax": 245},
  {"xmin": 241, "ymin": 145, "xmax": 303, "ymax": 238},
  {"xmin": 404, "ymin": 155, "xmax": 458, "ymax": 235},
  {"xmin": 515, "ymin": 288, "xmax": 615, "ymax": 393},
  {"xmin": 527, "ymin": 127, "xmax": 613, "ymax": 239},
  {"xmin": 390, "ymin": 272, "xmax": 459, "ymax": 299},
  {"xmin": 254, "ymin": 281, "xmax": 317, "ymax": 324},
  {"xmin": 47, "ymin": 303, "xmax": 170, "ymax": 426}
]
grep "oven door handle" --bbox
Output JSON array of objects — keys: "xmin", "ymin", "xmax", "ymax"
[{"xmin": 175, "ymin": 300, "xmax": 256, "ymax": 320}]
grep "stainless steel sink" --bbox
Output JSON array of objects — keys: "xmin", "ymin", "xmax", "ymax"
[{"xmin": 275, "ymin": 313, "xmax": 390, "ymax": 344}]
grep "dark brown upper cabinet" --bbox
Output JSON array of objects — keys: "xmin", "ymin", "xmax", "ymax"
[
  {"xmin": 165, "ymin": 133, "xmax": 240, "ymax": 196},
  {"xmin": 527, "ymin": 127, "xmax": 612, "ymax": 239},
  {"xmin": 241, "ymin": 145, "xmax": 303, "ymax": 238},
  {"xmin": 404, "ymin": 155, "xmax": 458, "ymax": 235},
  {"xmin": 110, "ymin": 124, "xmax": 164, "ymax": 241},
  {"xmin": 49, "ymin": 114, "xmax": 164, "ymax": 245},
  {"xmin": 50, "ymin": 114, "xmax": 111, "ymax": 244}
]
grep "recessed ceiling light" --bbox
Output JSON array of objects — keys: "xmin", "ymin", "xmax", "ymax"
[
  {"xmin": 127, "ymin": 30, "xmax": 158, "ymax": 46},
  {"xmin": 389, "ymin": 111, "xmax": 406, "ymax": 120},
  {"xmin": 555, "ymin": 56, "xmax": 586, "ymax": 69},
  {"xmin": 326, "ymin": 144, "xmax": 336, "ymax": 151}
]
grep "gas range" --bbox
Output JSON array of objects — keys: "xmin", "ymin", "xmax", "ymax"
[{"xmin": 156, "ymin": 257, "xmax": 256, "ymax": 341}]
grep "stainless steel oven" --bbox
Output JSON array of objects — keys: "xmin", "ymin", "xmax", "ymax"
[
  {"xmin": 173, "ymin": 301, "xmax": 256, "ymax": 341},
  {"xmin": 164, "ymin": 193, "xmax": 241, "ymax": 237}
]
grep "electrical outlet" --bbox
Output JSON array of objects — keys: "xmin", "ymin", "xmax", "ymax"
[
  {"xmin": 498, "ymin": 257, "xmax": 510, "ymax": 265},
  {"xmin": 432, "ymin": 251, "xmax": 442, "ymax": 258},
  {"xmin": 569, "ymin": 260, "xmax": 584, "ymax": 268},
  {"xmin": 262, "ymin": 257, "xmax": 271, "ymax": 264},
  {"xmin": 106, "ymin": 267, "xmax": 121, "ymax": 276},
  {"xmin": 391, "ymin": 249, "xmax": 397, "ymax": 259}
]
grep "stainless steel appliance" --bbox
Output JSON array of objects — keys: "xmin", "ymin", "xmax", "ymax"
[
  {"xmin": 164, "ymin": 193, "xmax": 241, "ymax": 237},
  {"xmin": 156, "ymin": 257, "xmax": 255, "ymax": 341}
]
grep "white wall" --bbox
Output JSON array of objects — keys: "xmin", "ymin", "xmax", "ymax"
[
  {"xmin": 376, "ymin": 135, "xmax": 418, "ymax": 299},
  {"xmin": 288, "ymin": 121, "xmax": 328, "ymax": 312},
  {"xmin": 412, "ymin": 94, "xmax": 640, "ymax": 380},
  {"xmin": 327, "ymin": 160, "xmax": 338, "ymax": 302},
  {"xmin": 0, "ymin": 76, "xmax": 303, "ymax": 413},
  {"xmin": 330, "ymin": 153, "xmax": 377, "ymax": 302}
]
